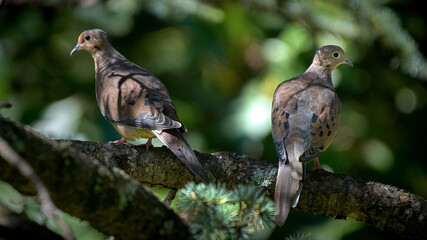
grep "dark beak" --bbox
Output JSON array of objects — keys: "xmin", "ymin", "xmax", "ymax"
[
  {"xmin": 70, "ymin": 44, "xmax": 80, "ymax": 56},
  {"xmin": 344, "ymin": 58, "xmax": 353, "ymax": 67}
]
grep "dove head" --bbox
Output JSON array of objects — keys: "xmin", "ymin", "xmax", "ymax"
[
  {"xmin": 70, "ymin": 29, "xmax": 111, "ymax": 56},
  {"xmin": 310, "ymin": 45, "xmax": 352, "ymax": 72}
]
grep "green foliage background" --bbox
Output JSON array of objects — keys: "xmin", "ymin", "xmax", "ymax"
[{"xmin": 0, "ymin": 0, "xmax": 426, "ymax": 239}]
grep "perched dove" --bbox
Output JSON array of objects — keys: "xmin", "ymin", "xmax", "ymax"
[
  {"xmin": 70, "ymin": 29, "xmax": 210, "ymax": 183},
  {"xmin": 271, "ymin": 45, "xmax": 352, "ymax": 226}
]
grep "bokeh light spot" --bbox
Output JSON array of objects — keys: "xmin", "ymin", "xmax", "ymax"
[
  {"xmin": 395, "ymin": 88, "xmax": 417, "ymax": 114},
  {"xmin": 361, "ymin": 139, "xmax": 394, "ymax": 172}
]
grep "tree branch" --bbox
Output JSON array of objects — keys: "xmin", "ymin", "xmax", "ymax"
[
  {"xmin": 58, "ymin": 139, "xmax": 427, "ymax": 239},
  {"xmin": 0, "ymin": 115, "xmax": 426, "ymax": 239},
  {"xmin": 0, "ymin": 136, "xmax": 75, "ymax": 240},
  {"xmin": 0, "ymin": 116, "xmax": 190, "ymax": 240}
]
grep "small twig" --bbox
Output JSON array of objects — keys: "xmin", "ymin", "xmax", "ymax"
[
  {"xmin": 0, "ymin": 136, "xmax": 75, "ymax": 240},
  {"xmin": 0, "ymin": 100, "xmax": 12, "ymax": 109},
  {"xmin": 163, "ymin": 189, "xmax": 177, "ymax": 207}
]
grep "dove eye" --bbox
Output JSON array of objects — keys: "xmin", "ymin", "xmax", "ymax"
[
  {"xmin": 84, "ymin": 35, "xmax": 91, "ymax": 41},
  {"xmin": 333, "ymin": 52, "xmax": 340, "ymax": 58}
]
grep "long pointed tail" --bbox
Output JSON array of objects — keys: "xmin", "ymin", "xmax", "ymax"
[
  {"xmin": 153, "ymin": 129, "xmax": 211, "ymax": 183},
  {"xmin": 274, "ymin": 161, "xmax": 302, "ymax": 226}
]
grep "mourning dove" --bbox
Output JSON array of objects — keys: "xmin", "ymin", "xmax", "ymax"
[
  {"xmin": 271, "ymin": 45, "xmax": 352, "ymax": 226},
  {"xmin": 70, "ymin": 29, "xmax": 210, "ymax": 183}
]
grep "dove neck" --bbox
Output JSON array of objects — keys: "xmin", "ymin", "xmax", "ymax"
[
  {"xmin": 306, "ymin": 64, "xmax": 333, "ymax": 85},
  {"xmin": 93, "ymin": 46, "xmax": 126, "ymax": 73}
]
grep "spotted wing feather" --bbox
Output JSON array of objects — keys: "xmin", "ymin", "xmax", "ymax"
[{"xmin": 300, "ymin": 86, "xmax": 342, "ymax": 162}]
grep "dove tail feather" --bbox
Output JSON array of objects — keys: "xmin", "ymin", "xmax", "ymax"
[
  {"xmin": 153, "ymin": 129, "xmax": 211, "ymax": 183},
  {"xmin": 274, "ymin": 161, "xmax": 302, "ymax": 226}
]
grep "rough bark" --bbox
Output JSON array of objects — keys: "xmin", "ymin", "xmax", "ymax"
[
  {"xmin": 61, "ymin": 140, "xmax": 427, "ymax": 239},
  {"xmin": 299, "ymin": 170, "xmax": 426, "ymax": 238},
  {"xmin": 0, "ymin": 116, "xmax": 189, "ymax": 240},
  {"xmin": 0, "ymin": 116, "xmax": 426, "ymax": 239}
]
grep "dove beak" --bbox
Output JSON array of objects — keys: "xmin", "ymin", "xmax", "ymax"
[
  {"xmin": 70, "ymin": 44, "xmax": 81, "ymax": 56},
  {"xmin": 344, "ymin": 58, "xmax": 353, "ymax": 67}
]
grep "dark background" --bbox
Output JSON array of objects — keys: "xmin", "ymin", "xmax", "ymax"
[{"xmin": 0, "ymin": 0, "xmax": 426, "ymax": 239}]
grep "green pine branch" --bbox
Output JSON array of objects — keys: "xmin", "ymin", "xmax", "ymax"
[{"xmin": 176, "ymin": 183, "xmax": 276, "ymax": 240}]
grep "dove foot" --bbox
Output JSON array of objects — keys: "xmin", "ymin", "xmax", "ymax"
[
  {"xmin": 109, "ymin": 137, "xmax": 129, "ymax": 145},
  {"xmin": 140, "ymin": 138, "xmax": 153, "ymax": 150},
  {"xmin": 313, "ymin": 157, "xmax": 324, "ymax": 171}
]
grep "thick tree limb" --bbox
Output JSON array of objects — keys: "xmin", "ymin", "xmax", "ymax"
[
  {"xmin": 0, "ymin": 136, "xmax": 75, "ymax": 240},
  {"xmin": 0, "ymin": 116, "xmax": 189, "ymax": 240},
  {"xmin": 59, "ymin": 140, "xmax": 427, "ymax": 239},
  {"xmin": 0, "ymin": 116, "xmax": 426, "ymax": 239}
]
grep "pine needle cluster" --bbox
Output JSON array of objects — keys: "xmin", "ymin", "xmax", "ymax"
[{"xmin": 176, "ymin": 183, "xmax": 276, "ymax": 240}]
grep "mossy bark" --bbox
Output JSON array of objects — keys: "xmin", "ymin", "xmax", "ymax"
[
  {"xmin": 1, "ymin": 116, "xmax": 426, "ymax": 239},
  {"xmin": 0, "ymin": 116, "xmax": 189, "ymax": 240}
]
